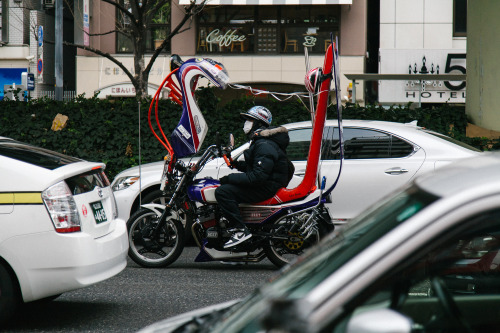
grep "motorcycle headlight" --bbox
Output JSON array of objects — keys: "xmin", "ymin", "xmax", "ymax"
[{"xmin": 112, "ymin": 176, "xmax": 139, "ymax": 191}]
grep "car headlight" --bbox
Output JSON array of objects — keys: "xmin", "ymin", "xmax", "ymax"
[{"xmin": 112, "ymin": 176, "xmax": 139, "ymax": 191}]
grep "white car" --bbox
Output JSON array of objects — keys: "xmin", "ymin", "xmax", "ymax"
[
  {"xmin": 139, "ymin": 152, "xmax": 500, "ymax": 333},
  {"xmin": 0, "ymin": 137, "xmax": 129, "ymax": 324},
  {"xmin": 112, "ymin": 119, "xmax": 481, "ymax": 224}
]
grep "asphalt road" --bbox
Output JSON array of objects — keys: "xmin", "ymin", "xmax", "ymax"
[{"xmin": 1, "ymin": 247, "xmax": 279, "ymax": 333}]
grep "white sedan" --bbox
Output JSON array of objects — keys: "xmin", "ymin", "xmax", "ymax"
[
  {"xmin": 0, "ymin": 137, "xmax": 129, "ymax": 324},
  {"xmin": 112, "ymin": 119, "xmax": 481, "ymax": 224}
]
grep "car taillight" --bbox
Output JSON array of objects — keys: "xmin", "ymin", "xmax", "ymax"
[{"xmin": 42, "ymin": 181, "xmax": 81, "ymax": 233}]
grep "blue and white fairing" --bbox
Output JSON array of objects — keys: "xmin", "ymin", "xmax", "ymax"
[
  {"xmin": 187, "ymin": 178, "xmax": 220, "ymax": 203},
  {"xmin": 170, "ymin": 58, "xmax": 230, "ymax": 157}
]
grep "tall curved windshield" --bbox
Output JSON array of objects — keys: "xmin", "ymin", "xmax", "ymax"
[{"xmin": 212, "ymin": 185, "xmax": 439, "ymax": 332}]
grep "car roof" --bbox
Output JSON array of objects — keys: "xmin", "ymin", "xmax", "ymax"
[
  {"xmin": 283, "ymin": 119, "xmax": 422, "ymax": 130},
  {"xmin": 0, "ymin": 137, "xmax": 81, "ymax": 170},
  {"xmin": 415, "ymin": 152, "xmax": 500, "ymax": 198}
]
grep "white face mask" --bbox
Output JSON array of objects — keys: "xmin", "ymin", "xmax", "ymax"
[{"xmin": 243, "ymin": 120, "xmax": 254, "ymax": 134}]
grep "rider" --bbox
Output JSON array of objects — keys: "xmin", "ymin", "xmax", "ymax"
[{"xmin": 215, "ymin": 106, "xmax": 291, "ymax": 248}]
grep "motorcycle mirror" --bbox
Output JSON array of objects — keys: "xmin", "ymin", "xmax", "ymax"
[{"xmin": 229, "ymin": 133, "xmax": 234, "ymax": 148}]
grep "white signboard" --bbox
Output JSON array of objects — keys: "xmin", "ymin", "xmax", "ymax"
[
  {"xmin": 379, "ymin": 49, "xmax": 466, "ymax": 103},
  {"xmin": 83, "ymin": 0, "xmax": 90, "ymax": 46}
]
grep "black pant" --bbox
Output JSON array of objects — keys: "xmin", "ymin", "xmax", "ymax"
[{"xmin": 215, "ymin": 183, "xmax": 279, "ymax": 229}]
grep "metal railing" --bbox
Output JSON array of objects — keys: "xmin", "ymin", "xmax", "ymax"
[{"xmin": 40, "ymin": 91, "xmax": 77, "ymax": 101}]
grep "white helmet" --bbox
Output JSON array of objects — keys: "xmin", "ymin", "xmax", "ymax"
[{"xmin": 240, "ymin": 106, "xmax": 272, "ymax": 127}]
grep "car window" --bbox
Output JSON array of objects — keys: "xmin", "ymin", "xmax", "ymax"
[
  {"xmin": 66, "ymin": 169, "xmax": 110, "ymax": 195},
  {"xmin": 0, "ymin": 139, "xmax": 80, "ymax": 169},
  {"xmin": 211, "ymin": 185, "xmax": 438, "ymax": 333},
  {"xmin": 288, "ymin": 128, "xmax": 312, "ymax": 161},
  {"xmin": 287, "ymin": 127, "xmax": 415, "ymax": 161},
  {"xmin": 331, "ymin": 209, "xmax": 500, "ymax": 333}
]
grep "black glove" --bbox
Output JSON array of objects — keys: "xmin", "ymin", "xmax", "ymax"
[
  {"xmin": 219, "ymin": 175, "xmax": 230, "ymax": 185},
  {"xmin": 229, "ymin": 160, "xmax": 239, "ymax": 170}
]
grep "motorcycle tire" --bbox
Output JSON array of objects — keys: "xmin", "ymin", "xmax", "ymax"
[
  {"xmin": 127, "ymin": 208, "xmax": 185, "ymax": 268},
  {"xmin": 140, "ymin": 189, "xmax": 194, "ymax": 243},
  {"xmin": 264, "ymin": 219, "xmax": 328, "ymax": 268}
]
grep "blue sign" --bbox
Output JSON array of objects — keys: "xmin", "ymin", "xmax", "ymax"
[
  {"xmin": 38, "ymin": 26, "xmax": 43, "ymax": 47},
  {"xmin": 27, "ymin": 73, "xmax": 35, "ymax": 91},
  {"xmin": 37, "ymin": 59, "xmax": 43, "ymax": 74},
  {"xmin": 0, "ymin": 68, "xmax": 27, "ymax": 99}
]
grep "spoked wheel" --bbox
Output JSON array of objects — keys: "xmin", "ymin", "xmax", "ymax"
[
  {"xmin": 264, "ymin": 220, "xmax": 325, "ymax": 268},
  {"xmin": 140, "ymin": 190, "xmax": 193, "ymax": 241},
  {"xmin": 127, "ymin": 208, "xmax": 185, "ymax": 268}
]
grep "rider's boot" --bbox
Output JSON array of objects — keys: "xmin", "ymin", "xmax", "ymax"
[{"xmin": 224, "ymin": 227, "xmax": 252, "ymax": 248}]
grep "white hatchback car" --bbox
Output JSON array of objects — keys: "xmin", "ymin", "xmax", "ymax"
[
  {"xmin": 0, "ymin": 137, "xmax": 129, "ymax": 323},
  {"xmin": 112, "ymin": 119, "xmax": 481, "ymax": 224}
]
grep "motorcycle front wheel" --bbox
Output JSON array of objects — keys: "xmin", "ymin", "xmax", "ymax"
[
  {"xmin": 264, "ymin": 220, "xmax": 327, "ymax": 268},
  {"xmin": 127, "ymin": 208, "xmax": 185, "ymax": 268}
]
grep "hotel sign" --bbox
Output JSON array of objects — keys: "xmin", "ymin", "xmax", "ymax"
[{"xmin": 379, "ymin": 49, "xmax": 466, "ymax": 103}]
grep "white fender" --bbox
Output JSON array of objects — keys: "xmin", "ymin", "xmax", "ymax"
[{"xmin": 140, "ymin": 203, "xmax": 166, "ymax": 217}]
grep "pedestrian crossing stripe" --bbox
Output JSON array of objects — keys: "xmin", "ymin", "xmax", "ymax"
[{"xmin": 0, "ymin": 192, "xmax": 43, "ymax": 205}]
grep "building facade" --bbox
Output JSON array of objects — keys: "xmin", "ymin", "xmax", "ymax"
[
  {"xmin": 0, "ymin": 0, "xmax": 76, "ymax": 99},
  {"xmin": 378, "ymin": 0, "xmax": 467, "ymax": 105},
  {"xmin": 76, "ymin": 0, "xmax": 369, "ymax": 101}
]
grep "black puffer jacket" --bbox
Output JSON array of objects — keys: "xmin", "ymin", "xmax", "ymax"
[{"xmin": 226, "ymin": 126, "xmax": 290, "ymax": 189}]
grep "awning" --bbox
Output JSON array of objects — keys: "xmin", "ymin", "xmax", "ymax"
[{"xmin": 179, "ymin": 0, "xmax": 351, "ymax": 5}]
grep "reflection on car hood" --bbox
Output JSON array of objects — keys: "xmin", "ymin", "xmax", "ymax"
[
  {"xmin": 114, "ymin": 157, "xmax": 201, "ymax": 178},
  {"xmin": 137, "ymin": 299, "xmax": 239, "ymax": 333}
]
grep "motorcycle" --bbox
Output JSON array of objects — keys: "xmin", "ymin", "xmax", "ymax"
[{"xmin": 127, "ymin": 36, "xmax": 344, "ymax": 268}]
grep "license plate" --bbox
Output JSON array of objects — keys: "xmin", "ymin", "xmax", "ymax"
[{"xmin": 90, "ymin": 201, "xmax": 107, "ymax": 224}]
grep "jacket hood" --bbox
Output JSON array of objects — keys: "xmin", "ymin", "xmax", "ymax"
[{"xmin": 254, "ymin": 126, "xmax": 289, "ymax": 151}]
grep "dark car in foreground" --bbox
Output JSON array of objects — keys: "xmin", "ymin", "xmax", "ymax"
[{"xmin": 139, "ymin": 152, "xmax": 500, "ymax": 333}]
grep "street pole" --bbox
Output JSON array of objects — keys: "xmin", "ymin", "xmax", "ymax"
[{"xmin": 55, "ymin": 0, "xmax": 63, "ymax": 101}]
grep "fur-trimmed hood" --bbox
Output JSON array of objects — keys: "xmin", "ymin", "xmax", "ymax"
[{"xmin": 253, "ymin": 126, "xmax": 289, "ymax": 151}]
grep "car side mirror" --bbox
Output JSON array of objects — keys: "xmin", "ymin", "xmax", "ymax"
[{"xmin": 346, "ymin": 309, "xmax": 413, "ymax": 333}]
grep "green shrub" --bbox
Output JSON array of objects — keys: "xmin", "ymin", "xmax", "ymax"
[{"xmin": 0, "ymin": 89, "xmax": 492, "ymax": 179}]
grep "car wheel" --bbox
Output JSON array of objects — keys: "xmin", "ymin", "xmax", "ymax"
[
  {"xmin": 0, "ymin": 263, "xmax": 20, "ymax": 325},
  {"xmin": 140, "ymin": 190, "xmax": 194, "ymax": 242}
]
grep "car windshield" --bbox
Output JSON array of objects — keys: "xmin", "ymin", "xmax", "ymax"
[
  {"xmin": 211, "ymin": 185, "xmax": 439, "ymax": 332},
  {"xmin": 0, "ymin": 139, "xmax": 80, "ymax": 169}
]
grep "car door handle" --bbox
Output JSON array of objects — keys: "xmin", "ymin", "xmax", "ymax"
[
  {"xmin": 295, "ymin": 170, "xmax": 306, "ymax": 177},
  {"xmin": 385, "ymin": 167, "xmax": 409, "ymax": 175}
]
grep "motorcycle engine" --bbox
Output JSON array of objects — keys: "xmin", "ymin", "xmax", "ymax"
[{"xmin": 204, "ymin": 227, "xmax": 223, "ymax": 248}]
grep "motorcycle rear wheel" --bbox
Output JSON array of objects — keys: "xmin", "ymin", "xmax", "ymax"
[
  {"xmin": 264, "ymin": 221, "xmax": 327, "ymax": 268},
  {"xmin": 127, "ymin": 208, "xmax": 185, "ymax": 268}
]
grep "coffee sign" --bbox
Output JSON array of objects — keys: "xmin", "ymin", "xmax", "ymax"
[{"xmin": 206, "ymin": 29, "xmax": 246, "ymax": 47}]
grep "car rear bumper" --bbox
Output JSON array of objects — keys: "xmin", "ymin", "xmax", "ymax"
[{"xmin": 3, "ymin": 219, "xmax": 129, "ymax": 302}]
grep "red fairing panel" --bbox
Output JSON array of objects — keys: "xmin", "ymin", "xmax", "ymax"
[{"xmin": 257, "ymin": 44, "xmax": 335, "ymax": 205}]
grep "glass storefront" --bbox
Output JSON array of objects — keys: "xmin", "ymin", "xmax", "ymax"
[{"xmin": 197, "ymin": 5, "xmax": 340, "ymax": 55}]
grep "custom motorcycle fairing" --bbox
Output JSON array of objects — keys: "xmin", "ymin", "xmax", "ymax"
[{"xmin": 129, "ymin": 34, "xmax": 343, "ymax": 268}]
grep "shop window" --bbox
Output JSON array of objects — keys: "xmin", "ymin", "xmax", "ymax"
[
  {"xmin": 197, "ymin": 5, "xmax": 339, "ymax": 55},
  {"xmin": 453, "ymin": 0, "xmax": 467, "ymax": 37},
  {"xmin": 117, "ymin": 0, "xmax": 170, "ymax": 53}
]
